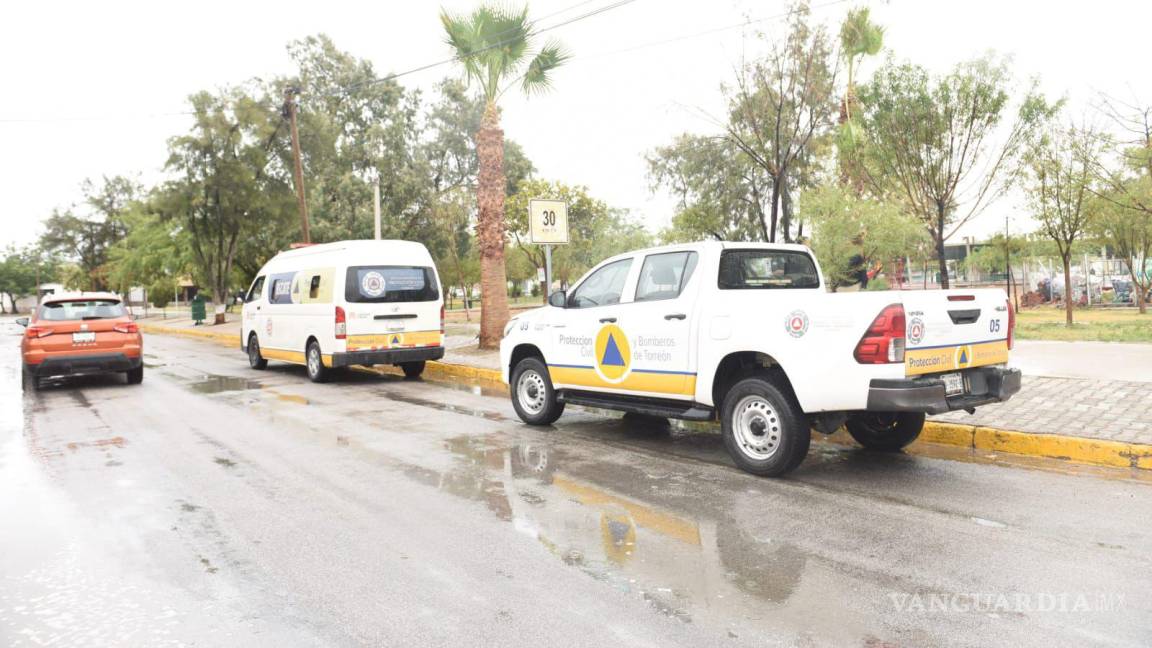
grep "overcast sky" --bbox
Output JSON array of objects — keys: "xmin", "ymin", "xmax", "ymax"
[{"xmin": 2, "ymin": 0, "xmax": 1150, "ymax": 249}]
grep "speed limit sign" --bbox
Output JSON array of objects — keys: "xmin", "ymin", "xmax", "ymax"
[{"xmin": 528, "ymin": 199, "xmax": 569, "ymax": 245}]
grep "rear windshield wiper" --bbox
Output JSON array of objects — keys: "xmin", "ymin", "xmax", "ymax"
[{"xmin": 81, "ymin": 315, "xmax": 110, "ymax": 320}]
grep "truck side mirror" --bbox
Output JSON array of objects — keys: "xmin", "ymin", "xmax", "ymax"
[
  {"xmin": 548, "ymin": 291, "xmax": 567, "ymax": 308},
  {"xmin": 15, "ymin": 317, "xmax": 29, "ymax": 327}
]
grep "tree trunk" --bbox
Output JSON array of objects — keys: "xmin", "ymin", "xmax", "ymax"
[
  {"xmin": 935, "ymin": 204, "xmax": 949, "ymax": 289},
  {"xmin": 780, "ymin": 174, "xmax": 793, "ymax": 244},
  {"xmin": 1062, "ymin": 255, "xmax": 1074, "ymax": 326},
  {"xmin": 213, "ymin": 284, "xmax": 227, "ymax": 325},
  {"xmin": 476, "ymin": 104, "xmax": 510, "ymax": 349},
  {"xmin": 768, "ymin": 176, "xmax": 781, "ymax": 243}
]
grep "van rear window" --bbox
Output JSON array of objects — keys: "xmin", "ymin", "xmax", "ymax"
[{"xmin": 345, "ymin": 266, "xmax": 439, "ymax": 303}]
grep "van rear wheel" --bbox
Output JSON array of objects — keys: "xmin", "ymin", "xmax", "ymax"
[
  {"xmin": 306, "ymin": 341, "xmax": 329, "ymax": 383},
  {"xmin": 399, "ymin": 361, "xmax": 425, "ymax": 379}
]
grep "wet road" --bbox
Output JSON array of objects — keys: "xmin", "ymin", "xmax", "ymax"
[{"xmin": 2, "ymin": 320, "xmax": 1150, "ymax": 647}]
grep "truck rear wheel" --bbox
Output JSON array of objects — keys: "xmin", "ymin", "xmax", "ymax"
[
  {"xmin": 721, "ymin": 376, "xmax": 810, "ymax": 477},
  {"xmin": 845, "ymin": 412, "xmax": 925, "ymax": 451},
  {"xmin": 510, "ymin": 357, "xmax": 564, "ymax": 426}
]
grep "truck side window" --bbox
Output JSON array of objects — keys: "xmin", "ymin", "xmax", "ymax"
[
  {"xmin": 718, "ymin": 250, "xmax": 820, "ymax": 290},
  {"xmin": 568, "ymin": 258, "xmax": 633, "ymax": 308},
  {"xmin": 635, "ymin": 252, "xmax": 698, "ymax": 302},
  {"xmin": 246, "ymin": 276, "xmax": 266, "ymax": 303}
]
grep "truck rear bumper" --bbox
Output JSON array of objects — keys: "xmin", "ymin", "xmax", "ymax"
[
  {"xmin": 866, "ymin": 366, "xmax": 1021, "ymax": 415},
  {"xmin": 329, "ymin": 346, "xmax": 445, "ymax": 368}
]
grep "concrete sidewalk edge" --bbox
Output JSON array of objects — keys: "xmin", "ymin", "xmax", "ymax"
[{"xmin": 140, "ymin": 322, "xmax": 1152, "ymax": 472}]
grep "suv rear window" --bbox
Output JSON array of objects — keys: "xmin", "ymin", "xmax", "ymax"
[
  {"xmin": 39, "ymin": 299, "xmax": 126, "ymax": 321},
  {"xmin": 718, "ymin": 250, "xmax": 820, "ymax": 290},
  {"xmin": 345, "ymin": 266, "xmax": 439, "ymax": 303}
]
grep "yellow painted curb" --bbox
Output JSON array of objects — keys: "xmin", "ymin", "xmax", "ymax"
[{"xmin": 140, "ymin": 322, "xmax": 1152, "ymax": 472}]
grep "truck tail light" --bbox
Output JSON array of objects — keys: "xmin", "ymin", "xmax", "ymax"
[
  {"xmin": 440, "ymin": 303, "xmax": 445, "ymax": 335},
  {"xmin": 854, "ymin": 303, "xmax": 906, "ymax": 364},
  {"xmin": 113, "ymin": 322, "xmax": 139, "ymax": 334},
  {"xmin": 1006, "ymin": 299, "xmax": 1015, "ymax": 350},
  {"xmin": 25, "ymin": 326, "xmax": 53, "ymax": 339},
  {"xmin": 335, "ymin": 306, "xmax": 347, "ymax": 340}
]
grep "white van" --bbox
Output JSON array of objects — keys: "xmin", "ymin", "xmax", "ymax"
[{"xmin": 241, "ymin": 240, "xmax": 445, "ymax": 382}]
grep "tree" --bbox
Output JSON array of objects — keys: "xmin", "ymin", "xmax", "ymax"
[
  {"xmin": 441, "ymin": 4, "xmax": 568, "ymax": 348},
  {"xmin": 1093, "ymin": 97, "xmax": 1152, "ymax": 314},
  {"xmin": 803, "ymin": 186, "xmax": 926, "ymax": 290},
  {"xmin": 158, "ymin": 88, "xmax": 296, "ymax": 324},
  {"xmin": 836, "ymin": 6, "xmax": 883, "ymax": 190},
  {"xmin": 857, "ymin": 55, "xmax": 1056, "ymax": 288},
  {"xmin": 648, "ymin": 135, "xmax": 771, "ymax": 242},
  {"xmin": 0, "ymin": 246, "xmax": 57, "ymax": 313},
  {"xmin": 1025, "ymin": 123, "xmax": 1105, "ymax": 324},
  {"xmin": 39, "ymin": 175, "xmax": 140, "ymax": 291},
  {"xmin": 505, "ymin": 180, "xmax": 651, "ymax": 290},
  {"xmin": 106, "ymin": 206, "xmax": 190, "ymax": 299},
  {"xmin": 724, "ymin": 2, "xmax": 837, "ymax": 243}
]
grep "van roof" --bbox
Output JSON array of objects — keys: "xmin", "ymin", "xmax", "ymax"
[{"xmin": 262, "ymin": 239, "xmax": 434, "ymax": 270}]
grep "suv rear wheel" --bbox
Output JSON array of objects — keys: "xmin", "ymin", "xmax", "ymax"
[
  {"xmin": 845, "ymin": 412, "xmax": 925, "ymax": 451},
  {"xmin": 125, "ymin": 366, "xmax": 144, "ymax": 385},
  {"xmin": 21, "ymin": 365, "xmax": 39, "ymax": 392},
  {"xmin": 721, "ymin": 375, "xmax": 810, "ymax": 477},
  {"xmin": 510, "ymin": 357, "xmax": 564, "ymax": 425}
]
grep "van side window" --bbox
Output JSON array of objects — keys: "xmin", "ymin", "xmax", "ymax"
[
  {"xmin": 568, "ymin": 258, "xmax": 632, "ymax": 308},
  {"xmin": 309, "ymin": 275, "xmax": 321, "ymax": 299},
  {"xmin": 635, "ymin": 252, "xmax": 698, "ymax": 302},
  {"xmin": 246, "ymin": 276, "xmax": 266, "ymax": 303}
]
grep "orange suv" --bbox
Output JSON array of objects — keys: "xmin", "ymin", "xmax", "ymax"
[{"xmin": 18, "ymin": 292, "xmax": 143, "ymax": 390}]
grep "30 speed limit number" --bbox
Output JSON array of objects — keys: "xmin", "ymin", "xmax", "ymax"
[{"xmin": 528, "ymin": 199, "xmax": 569, "ymax": 245}]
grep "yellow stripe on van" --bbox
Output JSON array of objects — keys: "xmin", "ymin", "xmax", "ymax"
[
  {"xmin": 262, "ymin": 348, "xmax": 334, "ymax": 367},
  {"xmin": 905, "ymin": 340, "xmax": 1009, "ymax": 376},
  {"xmin": 547, "ymin": 365, "xmax": 696, "ymax": 396},
  {"xmin": 346, "ymin": 330, "xmax": 442, "ymax": 351}
]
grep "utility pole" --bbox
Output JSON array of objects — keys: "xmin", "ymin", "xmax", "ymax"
[
  {"xmin": 1005, "ymin": 212, "xmax": 1011, "ymax": 302},
  {"xmin": 284, "ymin": 86, "xmax": 310, "ymax": 244},
  {"xmin": 373, "ymin": 176, "xmax": 382, "ymax": 240}
]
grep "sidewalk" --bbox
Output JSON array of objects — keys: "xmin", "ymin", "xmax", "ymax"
[{"xmin": 138, "ymin": 316, "xmax": 1152, "ymax": 470}]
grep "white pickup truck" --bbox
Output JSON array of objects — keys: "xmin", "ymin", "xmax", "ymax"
[{"xmin": 499, "ymin": 241, "xmax": 1021, "ymax": 477}]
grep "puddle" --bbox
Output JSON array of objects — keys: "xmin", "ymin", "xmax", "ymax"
[
  {"xmin": 392, "ymin": 432, "xmax": 814, "ymax": 628},
  {"xmin": 382, "ymin": 391, "xmax": 507, "ymax": 422},
  {"xmin": 188, "ymin": 375, "xmax": 262, "ymax": 394}
]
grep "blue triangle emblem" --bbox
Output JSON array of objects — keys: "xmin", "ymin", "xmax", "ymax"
[
  {"xmin": 959, "ymin": 349, "xmax": 968, "ymax": 364},
  {"xmin": 392, "ymin": 336, "xmax": 401, "ymax": 345},
  {"xmin": 601, "ymin": 334, "xmax": 625, "ymax": 366}
]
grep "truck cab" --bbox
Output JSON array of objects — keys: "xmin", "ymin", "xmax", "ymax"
[{"xmin": 500, "ymin": 241, "xmax": 1021, "ymax": 477}]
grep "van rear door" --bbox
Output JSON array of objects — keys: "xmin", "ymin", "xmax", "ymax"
[
  {"xmin": 900, "ymin": 289, "xmax": 1010, "ymax": 377},
  {"xmin": 342, "ymin": 265, "xmax": 443, "ymax": 353}
]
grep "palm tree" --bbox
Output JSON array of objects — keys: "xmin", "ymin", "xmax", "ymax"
[
  {"xmin": 441, "ymin": 4, "xmax": 568, "ymax": 349},
  {"xmin": 839, "ymin": 6, "xmax": 884, "ymax": 123}
]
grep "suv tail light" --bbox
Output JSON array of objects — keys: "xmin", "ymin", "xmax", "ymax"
[
  {"xmin": 440, "ymin": 303, "xmax": 446, "ymax": 335},
  {"xmin": 25, "ymin": 326, "xmax": 53, "ymax": 339},
  {"xmin": 113, "ymin": 322, "xmax": 139, "ymax": 334},
  {"xmin": 854, "ymin": 303, "xmax": 906, "ymax": 364},
  {"xmin": 1006, "ymin": 299, "xmax": 1015, "ymax": 350},
  {"xmin": 335, "ymin": 306, "xmax": 347, "ymax": 339}
]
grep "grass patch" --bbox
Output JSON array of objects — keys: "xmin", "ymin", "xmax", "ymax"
[{"xmin": 1015, "ymin": 307, "xmax": 1152, "ymax": 343}]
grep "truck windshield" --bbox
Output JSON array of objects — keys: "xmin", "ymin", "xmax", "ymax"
[
  {"xmin": 345, "ymin": 266, "xmax": 439, "ymax": 303},
  {"xmin": 39, "ymin": 299, "xmax": 126, "ymax": 321},
  {"xmin": 718, "ymin": 250, "xmax": 820, "ymax": 290}
]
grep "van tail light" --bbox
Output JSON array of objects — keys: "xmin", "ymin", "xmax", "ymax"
[
  {"xmin": 1006, "ymin": 299, "xmax": 1015, "ymax": 350},
  {"xmin": 335, "ymin": 306, "xmax": 347, "ymax": 340},
  {"xmin": 25, "ymin": 326, "xmax": 53, "ymax": 339},
  {"xmin": 854, "ymin": 303, "xmax": 906, "ymax": 364},
  {"xmin": 113, "ymin": 322, "xmax": 139, "ymax": 334},
  {"xmin": 439, "ymin": 304, "xmax": 445, "ymax": 335}
]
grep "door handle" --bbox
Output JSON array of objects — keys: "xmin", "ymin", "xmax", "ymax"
[
  {"xmin": 664, "ymin": 313, "xmax": 686, "ymax": 320},
  {"xmin": 599, "ymin": 317, "xmax": 617, "ymax": 323},
  {"xmin": 256, "ymin": 306, "xmax": 262, "ymax": 311}
]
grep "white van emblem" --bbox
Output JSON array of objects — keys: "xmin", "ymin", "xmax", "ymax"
[{"xmin": 361, "ymin": 271, "xmax": 386, "ymax": 297}]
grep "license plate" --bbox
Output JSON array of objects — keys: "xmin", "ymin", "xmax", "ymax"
[
  {"xmin": 942, "ymin": 372, "xmax": 965, "ymax": 396},
  {"xmin": 72, "ymin": 332, "xmax": 96, "ymax": 344}
]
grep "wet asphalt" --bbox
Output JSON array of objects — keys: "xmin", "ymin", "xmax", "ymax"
[{"xmin": 1, "ymin": 319, "xmax": 1150, "ymax": 647}]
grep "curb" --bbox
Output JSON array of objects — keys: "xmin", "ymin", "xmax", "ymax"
[{"xmin": 140, "ymin": 322, "xmax": 1152, "ymax": 472}]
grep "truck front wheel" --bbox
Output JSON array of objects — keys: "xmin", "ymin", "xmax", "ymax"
[
  {"xmin": 510, "ymin": 357, "xmax": 564, "ymax": 426},
  {"xmin": 721, "ymin": 376, "xmax": 810, "ymax": 477},
  {"xmin": 845, "ymin": 412, "xmax": 925, "ymax": 451}
]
